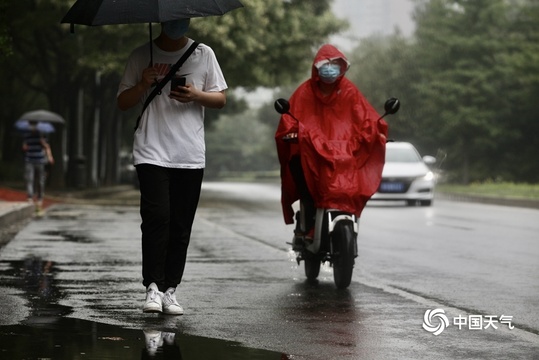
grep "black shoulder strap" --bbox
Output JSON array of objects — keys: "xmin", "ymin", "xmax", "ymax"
[{"xmin": 134, "ymin": 41, "xmax": 199, "ymax": 130}]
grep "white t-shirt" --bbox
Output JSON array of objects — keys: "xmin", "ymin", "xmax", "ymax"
[{"xmin": 117, "ymin": 38, "xmax": 227, "ymax": 168}]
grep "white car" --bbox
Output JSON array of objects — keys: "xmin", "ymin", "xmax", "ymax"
[{"xmin": 371, "ymin": 142, "xmax": 436, "ymax": 206}]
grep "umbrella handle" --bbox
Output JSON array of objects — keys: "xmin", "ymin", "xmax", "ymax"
[{"xmin": 149, "ymin": 23, "xmax": 153, "ymax": 66}]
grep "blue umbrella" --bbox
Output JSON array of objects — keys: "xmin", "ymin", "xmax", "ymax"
[{"xmin": 14, "ymin": 120, "xmax": 56, "ymax": 134}]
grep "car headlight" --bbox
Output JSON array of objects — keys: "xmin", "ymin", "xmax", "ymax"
[{"xmin": 420, "ymin": 171, "xmax": 435, "ymax": 181}]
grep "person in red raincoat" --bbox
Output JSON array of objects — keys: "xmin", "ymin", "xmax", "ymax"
[{"xmin": 275, "ymin": 44, "xmax": 388, "ymax": 236}]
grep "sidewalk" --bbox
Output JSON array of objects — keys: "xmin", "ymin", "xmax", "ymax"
[
  {"xmin": 0, "ymin": 185, "xmax": 138, "ymax": 247},
  {"xmin": 0, "ymin": 186, "xmax": 59, "ymax": 247},
  {"xmin": 0, "ymin": 184, "xmax": 66, "ymax": 217}
]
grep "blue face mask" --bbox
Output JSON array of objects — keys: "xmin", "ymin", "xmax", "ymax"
[
  {"xmin": 318, "ymin": 63, "xmax": 341, "ymax": 84},
  {"xmin": 163, "ymin": 19, "xmax": 190, "ymax": 40}
]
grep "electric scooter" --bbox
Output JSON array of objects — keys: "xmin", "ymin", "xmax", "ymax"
[{"xmin": 274, "ymin": 97, "xmax": 400, "ymax": 289}]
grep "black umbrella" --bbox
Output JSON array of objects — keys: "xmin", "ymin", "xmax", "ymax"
[
  {"xmin": 61, "ymin": 0, "xmax": 244, "ymax": 64},
  {"xmin": 61, "ymin": 0, "xmax": 244, "ymax": 25}
]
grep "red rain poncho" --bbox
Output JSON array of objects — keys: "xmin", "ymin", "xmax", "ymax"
[{"xmin": 275, "ymin": 44, "xmax": 388, "ymax": 224}]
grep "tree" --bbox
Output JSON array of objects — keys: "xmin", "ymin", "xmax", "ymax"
[
  {"xmin": 0, "ymin": 0, "xmax": 346, "ymax": 187},
  {"xmin": 191, "ymin": 0, "xmax": 346, "ymax": 89},
  {"xmin": 0, "ymin": 0, "xmax": 10, "ymax": 56},
  {"xmin": 205, "ymin": 110, "xmax": 278, "ymax": 179},
  {"xmin": 343, "ymin": 0, "xmax": 539, "ymax": 183},
  {"xmin": 411, "ymin": 0, "xmax": 524, "ymax": 183},
  {"xmin": 347, "ymin": 34, "xmax": 423, "ymax": 146},
  {"xmin": 493, "ymin": 0, "xmax": 539, "ymax": 182},
  {"xmin": 404, "ymin": 0, "xmax": 538, "ymax": 183}
]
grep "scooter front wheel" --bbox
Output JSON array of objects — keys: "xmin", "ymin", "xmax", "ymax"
[
  {"xmin": 303, "ymin": 251, "xmax": 321, "ymax": 281},
  {"xmin": 332, "ymin": 221, "xmax": 356, "ymax": 289}
]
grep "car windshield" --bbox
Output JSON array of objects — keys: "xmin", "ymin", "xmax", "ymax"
[{"xmin": 386, "ymin": 147, "xmax": 421, "ymax": 163}]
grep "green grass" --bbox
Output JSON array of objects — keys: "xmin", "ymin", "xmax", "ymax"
[{"xmin": 438, "ymin": 182, "xmax": 539, "ymax": 200}]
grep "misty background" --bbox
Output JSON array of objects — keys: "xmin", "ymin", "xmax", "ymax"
[{"xmin": 1, "ymin": 0, "xmax": 537, "ymax": 189}]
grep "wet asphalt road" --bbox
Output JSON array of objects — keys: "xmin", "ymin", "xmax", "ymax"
[{"xmin": 0, "ymin": 181, "xmax": 538, "ymax": 359}]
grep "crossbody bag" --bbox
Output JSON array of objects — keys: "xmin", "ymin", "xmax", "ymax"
[{"xmin": 134, "ymin": 41, "xmax": 199, "ymax": 131}]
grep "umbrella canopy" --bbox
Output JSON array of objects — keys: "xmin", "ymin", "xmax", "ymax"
[
  {"xmin": 61, "ymin": 0, "xmax": 243, "ymax": 65},
  {"xmin": 61, "ymin": 0, "xmax": 244, "ymax": 26},
  {"xmin": 18, "ymin": 110, "xmax": 65, "ymax": 124},
  {"xmin": 14, "ymin": 120, "xmax": 56, "ymax": 134}
]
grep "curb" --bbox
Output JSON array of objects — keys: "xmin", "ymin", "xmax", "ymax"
[
  {"xmin": 0, "ymin": 202, "xmax": 35, "ymax": 235},
  {"xmin": 436, "ymin": 192, "xmax": 539, "ymax": 210}
]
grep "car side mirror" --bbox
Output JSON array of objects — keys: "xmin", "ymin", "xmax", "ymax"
[{"xmin": 423, "ymin": 155, "xmax": 436, "ymax": 165}]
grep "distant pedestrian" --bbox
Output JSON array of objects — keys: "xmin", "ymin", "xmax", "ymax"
[
  {"xmin": 117, "ymin": 18, "xmax": 227, "ymax": 315},
  {"xmin": 22, "ymin": 120, "xmax": 54, "ymax": 214}
]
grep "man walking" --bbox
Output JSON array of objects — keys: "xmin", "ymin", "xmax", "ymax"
[{"xmin": 117, "ymin": 18, "xmax": 227, "ymax": 315}]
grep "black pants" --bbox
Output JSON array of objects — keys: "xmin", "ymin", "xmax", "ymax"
[
  {"xmin": 136, "ymin": 164, "xmax": 204, "ymax": 292},
  {"xmin": 288, "ymin": 155, "xmax": 316, "ymax": 231}
]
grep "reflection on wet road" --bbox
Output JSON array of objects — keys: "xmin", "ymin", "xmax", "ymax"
[
  {"xmin": 0, "ymin": 181, "xmax": 538, "ymax": 359},
  {"xmin": 1, "ymin": 319, "xmax": 284, "ymax": 359},
  {"xmin": 0, "ymin": 195, "xmax": 290, "ymax": 359},
  {"xmin": 0, "ymin": 256, "xmax": 285, "ymax": 359}
]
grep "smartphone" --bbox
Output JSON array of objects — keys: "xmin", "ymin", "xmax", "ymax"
[{"xmin": 170, "ymin": 77, "xmax": 186, "ymax": 92}]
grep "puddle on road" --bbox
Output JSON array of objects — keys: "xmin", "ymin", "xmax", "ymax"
[
  {"xmin": 0, "ymin": 257, "xmax": 289, "ymax": 359},
  {"xmin": 0, "ymin": 319, "xmax": 286, "ymax": 359}
]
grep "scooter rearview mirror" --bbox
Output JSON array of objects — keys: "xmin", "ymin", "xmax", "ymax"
[
  {"xmin": 377, "ymin": 97, "xmax": 400, "ymax": 121},
  {"xmin": 274, "ymin": 98, "xmax": 290, "ymax": 115},
  {"xmin": 383, "ymin": 97, "xmax": 400, "ymax": 116}
]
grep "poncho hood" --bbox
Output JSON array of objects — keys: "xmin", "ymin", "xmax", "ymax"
[{"xmin": 311, "ymin": 44, "xmax": 351, "ymax": 84}]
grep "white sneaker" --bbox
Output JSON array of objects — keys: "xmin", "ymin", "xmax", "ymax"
[
  {"xmin": 143, "ymin": 330, "xmax": 163, "ymax": 356},
  {"xmin": 162, "ymin": 332, "xmax": 176, "ymax": 345},
  {"xmin": 143, "ymin": 283, "xmax": 163, "ymax": 313},
  {"xmin": 162, "ymin": 288, "xmax": 184, "ymax": 315}
]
